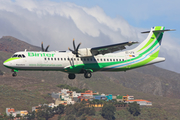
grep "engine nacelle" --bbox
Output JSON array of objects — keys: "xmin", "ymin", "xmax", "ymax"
[{"xmin": 78, "ymin": 48, "xmax": 93, "ymax": 57}]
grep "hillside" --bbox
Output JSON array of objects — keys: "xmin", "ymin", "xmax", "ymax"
[
  {"xmin": 1, "ymin": 36, "xmax": 180, "ymax": 118},
  {"xmin": 0, "ymin": 36, "xmax": 41, "ymax": 53}
]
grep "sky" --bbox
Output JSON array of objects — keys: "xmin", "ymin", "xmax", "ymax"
[{"xmin": 0, "ymin": 0, "xmax": 180, "ymax": 73}]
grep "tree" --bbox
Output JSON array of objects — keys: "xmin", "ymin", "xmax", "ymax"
[
  {"xmin": 9, "ymin": 114, "xmax": 14, "ymax": 120},
  {"xmin": 65, "ymin": 114, "xmax": 76, "ymax": 120},
  {"xmin": 101, "ymin": 104, "xmax": 116, "ymax": 120},
  {"xmin": 16, "ymin": 114, "xmax": 21, "ymax": 119},
  {"xmin": 128, "ymin": 102, "xmax": 141, "ymax": 116},
  {"xmin": 55, "ymin": 104, "xmax": 65, "ymax": 115},
  {"xmin": 88, "ymin": 107, "xmax": 95, "ymax": 116}
]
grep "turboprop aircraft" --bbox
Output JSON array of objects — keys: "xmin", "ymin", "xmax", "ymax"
[{"xmin": 3, "ymin": 26, "xmax": 175, "ymax": 79}]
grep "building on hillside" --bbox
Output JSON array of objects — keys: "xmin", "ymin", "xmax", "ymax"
[
  {"xmin": 61, "ymin": 89, "xmax": 69, "ymax": 94},
  {"xmin": 15, "ymin": 110, "xmax": 28, "ymax": 116},
  {"xmin": 125, "ymin": 99, "xmax": 152, "ymax": 106},
  {"xmin": 88, "ymin": 104, "xmax": 104, "ymax": 107},
  {"xmin": 106, "ymin": 94, "xmax": 112, "ymax": 101},
  {"xmin": 6, "ymin": 108, "xmax": 15, "ymax": 116},
  {"xmin": 93, "ymin": 95, "xmax": 107, "ymax": 100},
  {"xmin": 72, "ymin": 91, "xmax": 81, "ymax": 97},
  {"xmin": 81, "ymin": 90, "xmax": 93, "ymax": 97},
  {"xmin": 51, "ymin": 92, "xmax": 61, "ymax": 100},
  {"xmin": 116, "ymin": 95, "xmax": 123, "ymax": 102},
  {"xmin": 127, "ymin": 95, "xmax": 134, "ymax": 100}
]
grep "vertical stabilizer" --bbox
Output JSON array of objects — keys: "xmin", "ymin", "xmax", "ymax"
[{"xmin": 133, "ymin": 26, "xmax": 165, "ymax": 57}]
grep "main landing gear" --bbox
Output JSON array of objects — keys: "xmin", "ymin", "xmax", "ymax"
[
  {"xmin": 84, "ymin": 71, "xmax": 92, "ymax": 78},
  {"xmin": 68, "ymin": 69, "xmax": 93, "ymax": 79}
]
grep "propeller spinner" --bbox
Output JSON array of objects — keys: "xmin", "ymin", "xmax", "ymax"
[
  {"xmin": 68, "ymin": 39, "xmax": 81, "ymax": 57},
  {"xmin": 41, "ymin": 42, "xmax": 50, "ymax": 52}
]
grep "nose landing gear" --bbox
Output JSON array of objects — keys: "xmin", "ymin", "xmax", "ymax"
[{"xmin": 12, "ymin": 69, "xmax": 18, "ymax": 77}]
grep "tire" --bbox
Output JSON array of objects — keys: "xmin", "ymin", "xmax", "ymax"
[
  {"xmin": 12, "ymin": 72, "xmax": 17, "ymax": 77},
  {"xmin": 84, "ymin": 72, "xmax": 92, "ymax": 78},
  {"xmin": 68, "ymin": 74, "xmax": 76, "ymax": 79}
]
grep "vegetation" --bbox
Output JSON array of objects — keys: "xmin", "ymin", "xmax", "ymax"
[
  {"xmin": 101, "ymin": 104, "xmax": 116, "ymax": 120},
  {"xmin": 57, "ymin": 84, "xmax": 88, "ymax": 93},
  {"xmin": 128, "ymin": 102, "xmax": 141, "ymax": 116}
]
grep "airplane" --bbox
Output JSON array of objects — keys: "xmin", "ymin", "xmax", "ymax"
[{"xmin": 3, "ymin": 26, "xmax": 175, "ymax": 79}]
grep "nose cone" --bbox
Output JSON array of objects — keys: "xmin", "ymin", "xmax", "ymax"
[{"xmin": 3, "ymin": 60, "xmax": 11, "ymax": 67}]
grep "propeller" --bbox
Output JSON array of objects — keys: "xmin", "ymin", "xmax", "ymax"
[
  {"xmin": 68, "ymin": 39, "xmax": 81, "ymax": 57},
  {"xmin": 41, "ymin": 42, "xmax": 50, "ymax": 52}
]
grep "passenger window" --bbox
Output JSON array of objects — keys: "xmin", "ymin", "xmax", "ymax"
[
  {"xmin": 48, "ymin": 58, "xmax": 50, "ymax": 60},
  {"xmin": 100, "ymin": 59, "xmax": 102, "ymax": 61},
  {"xmin": 71, "ymin": 58, "xmax": 73, "ymax": 60},
  {"xmin": 110, "ymin": 59, "xmax": 112, "ymax": 61},
  {"xmin": 87, "ymin": 58, "xmax": 89, "ymax": 61},
  {"xmin": 116, "ymin": 59, "xmax": 118, "ymax": 61},
  {"xmin": 97, "ymin": 59, "xmax": 99, "ymax": 61},
  {"xmin": 90, "ymin": 58, "xmax": 92, "ymax": 61},
  {"xmin": 113, "ymin": 59, "xmax": 115, "ymax": 61},
  {"xmin": 58, "ymin": 58, "xmax": 59, "ymax": 60},
  {"xmin": 61, "ymin": 58, "xmax": 63, "ymax": 60},
  {"xmin": 119, "ymin": 59, "xmax": 121, "ymax": 61},
  {"xmin": 67, "ymin": 58, "xmax": 70, "ymax": 60},
  {"xmin": 44, "ymin": 58, "xmax": 46, "ymax": 60},
  {"xmin": 74, "ymin": 58, "xmax": 76, "ymax": 61},
  {"xmin": 84, "ymin": 58, "xmax": 86, "ymax": 61},
  {"xmin": 64, "ymin": 58, "xmax": 66, "ymax": 60},
  {"xmin": 51, "ymin": 58, "xmax": 53, "ymax": 60},
  {"xmin": 77, "ymin": 58, "xmax": 79, "ymax": 61},
  {"xmin": 122, "ymin": 59, "xmax": 124, "ymax": 61},
  {"xmin": 107, "ymin": 59, "xmax": 109, "ymax": 61},
  {"xmin": 54, "ymin": 58, "xmax": 56, "ymax": 60},
  {"xmin": 104, "ymin": 59, "xmax": 106, "ymax": 61}
]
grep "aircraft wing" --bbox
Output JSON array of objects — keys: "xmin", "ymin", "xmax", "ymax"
[{"xmin": 90, "ymin": 41, "xmax": 138, "ymax": 55}]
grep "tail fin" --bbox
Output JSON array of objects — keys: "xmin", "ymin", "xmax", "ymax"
[{"xmin": 133, "ymin": 26, "xmax": 174, "ymax": 57}]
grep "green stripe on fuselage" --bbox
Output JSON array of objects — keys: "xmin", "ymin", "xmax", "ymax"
[{"xmin": 3, "ymin": 57, "xmax": 20, "ymax": 63}]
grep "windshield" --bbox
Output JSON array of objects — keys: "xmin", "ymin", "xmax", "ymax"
[{"xmin": 12, "ymin": 54, "xmax": 26, "ymax": 58}]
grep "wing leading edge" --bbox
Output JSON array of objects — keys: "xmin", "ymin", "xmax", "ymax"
[{"xmin": 90, "ymin": 41, "xmax": 138, "ymax": 55}]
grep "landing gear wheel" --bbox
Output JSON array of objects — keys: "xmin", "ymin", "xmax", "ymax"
[
  {"xmin": 12, "ymin": 72, "xmax": 17, "ymax": 77},
  {"xmin": 84, "ymin": 72, "xmax": 92, "ymax": 78},
  {"xmin": 68, "ymin": 74, "xmax": 76, "ymax": 79}
]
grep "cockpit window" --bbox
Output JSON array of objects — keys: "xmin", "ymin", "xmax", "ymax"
[
  {"xmin": 12, "ymin": 54, "xmax": 26, "ymax": 58},
  {"xmin": 18, "ymin": 55, "xmax": 22, "ymax": 58},
  {"xmin": 22, "ymin": 54, "xmax": 25, "ymax": 58},
  {"xmin": 12, "ymin": 54, "xmax": 18, "ymax": 58}
]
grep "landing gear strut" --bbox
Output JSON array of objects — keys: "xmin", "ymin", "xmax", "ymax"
[{"xmin": 68, "ymin": 73, "xmax": 76, "ymax": 79}]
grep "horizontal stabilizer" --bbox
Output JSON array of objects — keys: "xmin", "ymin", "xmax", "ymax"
[{"xmin": 141, "ymin": 29, "xmax": 176, "ymax": 34}]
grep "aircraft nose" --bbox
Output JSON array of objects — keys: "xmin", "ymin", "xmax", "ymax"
[{"xmin": 3, "ymin": 60, "xmax": 11, "ymax": 67}]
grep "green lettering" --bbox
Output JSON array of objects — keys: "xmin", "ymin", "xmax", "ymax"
[
  {"xmin": 36, "ymin": 53, "xmax": 43, "ymax": 57},
  {"xmin": 28, "ymin": 52, "xmax": 34, "ymax": 57},
  {"xmin": 46, "ymin": 54, "xmax": 51, "ymax": 57},
  {"xmin": 52, "ymin": 54, "xmax": 55, "ymax": 57}
]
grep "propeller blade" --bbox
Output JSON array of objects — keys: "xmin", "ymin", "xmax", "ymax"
[
  {"xmin": 76, "ymin": 43, "xmax": 81, "ymax": 51},
  {"xmin": 73, "ymin": 39, "xmax": 76, "ymax": 50},
  {"xmin": 68, "ymin": 47, "xmax": 74, "ymax": 52},
  {"xmin": 45, "ymin": 45, "xmax": 50, "ymax": 52},
  {"xmin": 41, "ymin": 42, "xmax": 44, "ymax": 51}
]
